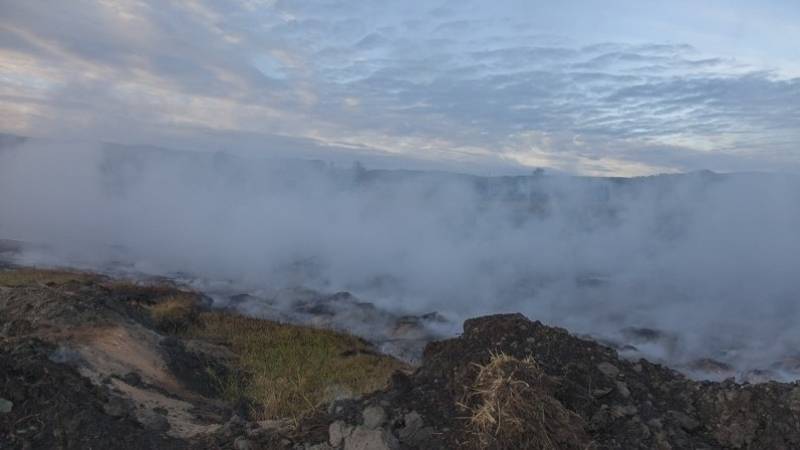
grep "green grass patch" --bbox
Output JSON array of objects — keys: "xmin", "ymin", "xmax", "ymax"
[
  {"xmin": 0, "ymin": 268, "xmax": 95, "ymax": 287},
  {"xmin": 186, "ymin": 312, "xmax": 407, "ymax": 423}
]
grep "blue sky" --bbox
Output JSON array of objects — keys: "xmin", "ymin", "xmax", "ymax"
[{"xmin": 1, "ymin": 0, "xmax": 798, "ymax": 175}]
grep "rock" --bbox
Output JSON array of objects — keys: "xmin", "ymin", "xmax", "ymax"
[
  {"xmin": 610, "ymin": 405, "xmax": 636, "ymax": 420},
  {"xmin": 597, "ymin": 362, "xmax": 620, "ymax": 378},
  {"xmin": 102, "ymin": 396, "xmax": 132, "ymax": 418},
  {"xmin": 329, "ymin": 420, "xmax": 353, "ymax": 447},
  {"xmin": 344, "ymin": 426, "xmax": 398, "ymax": 450},
  {"xmin": 122, "ymin": 371, "xmax": 143, "ymax": 386},
  {"xmin": 398, "ymin": 411, "xmax": 423, "ymax": 439},
  {"xmin": 616, "ymin": 381, "xmax": 631, "ymax": 398},
  {"xmin": 361, "ymin": 405, "xmax": 386, "ymax": 429},
  {"xmin": 616, "ymin": 405, "xmax": 638, "ymax": 417},
  {"xmin": 668, "ymin": 410, "xmax": 700, "ymax": 432},
  {"xmin": 592, "ymin": 387, "xmax": 613, "ymax": 398},
  {"xmin": 0, "ymin": 398, "xmax": 12, "ymax": 414},
  {"xmin": 223, "ymin": 414, "xmax": 247, "ymax": 436},
  {"xmin": 397, "ymin": 411, "xmax": 434, "ymax": 445},
  {"xmin": 234, "ymin": 437, "xmax": 254, "ymax": 450},
  {"xmin": 137, "ymin": 409, "xmax": 170, "ymax": 432},
  {"xmin": 647, "ymin": 418, "xmax": 664, "ymax": 430}
]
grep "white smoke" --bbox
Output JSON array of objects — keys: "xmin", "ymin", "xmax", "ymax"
[{"xmin": 2, "ymin": 138, "xmax": 800, "ymax": 377}]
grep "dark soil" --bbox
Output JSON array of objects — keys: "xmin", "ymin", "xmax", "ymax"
[
  {"xmin": 314, "ymin": 313, "xmax": 800, "ymax": 449},
  {"xmin": 3, "ymin": 266, "xmax": 800, "ymax": 449},
  {"xmin": 0, "ymin": 338, "xmax": 187, "ymax": 450}
]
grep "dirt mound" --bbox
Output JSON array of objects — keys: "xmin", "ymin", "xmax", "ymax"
[{"xmin": 303, "ymin": 313, "xmax": 800, "ymax": 449}]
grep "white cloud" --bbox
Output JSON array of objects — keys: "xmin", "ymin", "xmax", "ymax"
[{"xmin": 0, "ymin": 0, "xmax": 798, "ymax": 175}]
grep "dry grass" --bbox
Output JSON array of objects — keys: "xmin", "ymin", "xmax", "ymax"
[
  {"xmin": 0, "ymin": 268, "xmax": 94, "ymax": 287},
  {"xmin": 462, "ymin": 352, "xmax": 589, "ymax": 450},
  {"xmin": 149, "ymin": 294, "xmax": 199, "ymax": 333},
  {"xmin": 185, "ymin": 312, "xmax": 407, "ymax": 423},
  {"xmin": 102, "ymin": 279, "xmax": 182, "ymax": 299}
]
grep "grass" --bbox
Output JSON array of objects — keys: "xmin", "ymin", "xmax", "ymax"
[
  {"xmin": 0, "ymin": 268, "xmax": 95, "ymax": 287},
  {"xmin": 184, "ymin": 312, "xmax": 407, "ymax": 423},
  {"xmin": 461, "ymin": 352, "xmax": 589, "ymax": 450},
  {"xmin": 149, "ymin": 294, "xmax": 199, "ymax": 333}
]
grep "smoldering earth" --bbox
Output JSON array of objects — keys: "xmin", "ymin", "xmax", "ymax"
[{"xmin": 1, "ymin": 136, "xmax": 800, "ymax": 380}]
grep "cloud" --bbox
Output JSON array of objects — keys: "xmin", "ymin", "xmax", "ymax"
[{"xmin": 0, "ymin": 0, "xmax": 798, "ymax": 175}]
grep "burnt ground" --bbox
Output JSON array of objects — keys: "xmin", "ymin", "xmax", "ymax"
[
  {"xmin": 306, "ymin": 314, "xmax": 800, "ymax": 449},
  {"xmin": 1, "ymin": 338, "xmax": 187, "ymax": 450},
  {"xmin": 2, "ymin": 267, "xmax": 800, "ymax": 449},
  {"xmin": 0, "ymin": 267, "xmax": 399, "ymax": 450},
  {"xmin": 0, "ymin": 274, "xmax": 234, "ymax": 449}
]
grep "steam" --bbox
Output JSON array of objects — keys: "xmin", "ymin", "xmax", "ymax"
[{"xmin": 2, "ymin": 138, "xmax": 800, "ymax": 376}]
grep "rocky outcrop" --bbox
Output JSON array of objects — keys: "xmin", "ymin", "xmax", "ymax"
[{"xmin": 305, "ymin": 313, "xmax": 800, "ymax": 449}]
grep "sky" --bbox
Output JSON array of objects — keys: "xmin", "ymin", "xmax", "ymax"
[{"xmin": 1, "ymin": 0, "xmax": 799, "ymax": 176}]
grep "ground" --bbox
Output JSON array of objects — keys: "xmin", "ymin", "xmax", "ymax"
[
  {"xmin": 2, "ymin": 266, "xmax": 800, "ymax": 449},
  {"xmin": 311, "ymin": 314, "xmax": 800, "ymax": 449},
  {"xmin": 0, "ymin": 266, "xmax": 404, "ymax": 449}
]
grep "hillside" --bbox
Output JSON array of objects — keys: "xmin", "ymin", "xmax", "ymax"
[
  {"xmin": 2, "ymin": 266, "xmax": 800, "ymax": 449},
  {"xmin": 0, "ymin": 267, "xmax": 405, "ymax": 449}
]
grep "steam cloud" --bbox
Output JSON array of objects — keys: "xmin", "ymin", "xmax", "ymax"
[{"xmin": 2, "ymin": 138, "xmax": 800, "ymax": 377}]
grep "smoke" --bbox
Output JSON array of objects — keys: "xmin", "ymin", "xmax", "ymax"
[{"xmin": 2, "ymin": 138, "xmax": 800, "ymax": 376}]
